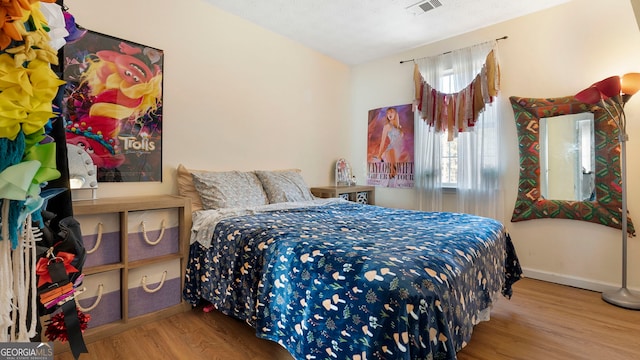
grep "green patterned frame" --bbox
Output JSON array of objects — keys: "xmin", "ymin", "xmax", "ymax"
[{"xmin": 510, "ymin": 96, "xmax": 635, "ymax": 235}]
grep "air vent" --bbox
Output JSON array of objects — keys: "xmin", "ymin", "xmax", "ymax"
[
  {"xmin": 418, "ymin": 2, "xmax": 434, "ymax": 11},
  {"xmin": 407, "ymin": 0, "xmax": 443, "ymax": 14}
]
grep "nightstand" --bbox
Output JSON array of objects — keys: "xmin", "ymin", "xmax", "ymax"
[{"xmin": 310, "ymin": 185, "xmax": 375, "ymax": 205}]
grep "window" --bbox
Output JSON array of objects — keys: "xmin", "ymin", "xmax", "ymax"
[
  {"xmin": 441, "ymin": 135, "xmax": 457, "ymax": 186},
  {"xmin": 414, "ymin": 41, "xmax": 501, "ymax": 217}
]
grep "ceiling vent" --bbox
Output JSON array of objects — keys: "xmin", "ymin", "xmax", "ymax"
[{"xmin": 407, "ymin": 0, "xmax": 443, "ymax": 15}]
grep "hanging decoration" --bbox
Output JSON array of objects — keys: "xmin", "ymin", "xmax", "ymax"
[
  {"xmin": 413, "ymin": 46, "xmax": 501, "ymax": 140},
  {"xmin": 44, "ymin": 308, "xmax": 89, "ymax": 342},
  {"xmin": 0, "ymin": 2, "xmax": 89, "ymax": 357}
]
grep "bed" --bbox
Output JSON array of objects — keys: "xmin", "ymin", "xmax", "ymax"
[{"xmin": 177, "ymin": 165, "xmax": 522, "ymax": 360}]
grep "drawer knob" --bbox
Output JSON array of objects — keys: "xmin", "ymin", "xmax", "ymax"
[
  {"xmin": 141, "ymin": 271, "xmax": 167, "ymax": 294},
  {"xmin": 140, "ymin": 219, "xmax": 166, "ymax": 246}
]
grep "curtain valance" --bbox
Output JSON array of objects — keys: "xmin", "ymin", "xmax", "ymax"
[{"xmin": 413, "ymin": 45, "xmax": 500, "ymax": 140}]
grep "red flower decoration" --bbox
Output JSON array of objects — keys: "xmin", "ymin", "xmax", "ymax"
[{"xmin": 44, "ymin": 308, "xmax": 90, "ymax": 343}]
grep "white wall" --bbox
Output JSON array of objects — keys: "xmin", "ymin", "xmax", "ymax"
[
  {"xmin": 64, "ymin": 0, "xmax": 353, "ymax": 196},
  {"xmin": 65, "ymin": 0, "xmax": 640, "ymax": 292},
  {"xmin": 351, "ymin": 0, "xmax": 640, "ymax": 291}
]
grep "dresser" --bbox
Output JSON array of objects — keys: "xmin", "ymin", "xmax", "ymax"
[{"xmin": 53, "ymin": 195, "xmax": 191, "ymax": 352}]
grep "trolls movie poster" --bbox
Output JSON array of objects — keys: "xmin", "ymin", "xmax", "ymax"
[{"xmin": 62, "ymin": 30, "xmax": 163, "ymax": 182}]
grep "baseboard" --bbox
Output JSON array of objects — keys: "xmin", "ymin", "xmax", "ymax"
[{"xmin": 521, "ymin": 267, "xmax": 640, "ymax": 293}]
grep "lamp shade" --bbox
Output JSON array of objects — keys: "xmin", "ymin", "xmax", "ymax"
[
  {"xmin": 594, "ymin": 76, "xmax": 621, "ymax": 98},
  {"xmin": 575, "ymin": 86, "xmax": 602, "ymax": 104},
  {"xmin": 621, "ymin": 73, "xmax": 640, "ymax": 96}
]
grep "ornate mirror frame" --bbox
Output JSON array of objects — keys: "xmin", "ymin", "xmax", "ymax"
[{"xmin": 510, "ymin": 95, "xmax": 635, "ymax": 234}]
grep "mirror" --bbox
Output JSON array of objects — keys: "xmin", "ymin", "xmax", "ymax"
[
  {"xmin": 540, "ymin": 112, "xmax": 595, "ymax": 201},
  {"xmin": 510, "ymin": 95, "xmax": 634, "ymax": 234}
]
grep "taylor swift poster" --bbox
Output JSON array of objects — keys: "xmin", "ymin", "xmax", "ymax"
[
  {"xmin": 367, "ymin": 104, "xmax": 414, "ymax": 188},
  {"xmin": 62, "ymin": 30, "xmax": 163, "ymax": 182}
]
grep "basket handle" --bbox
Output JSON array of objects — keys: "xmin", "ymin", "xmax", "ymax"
[
  {"xmin": 141, "ymin": 271, "xmax": 167, "ymax": 293},
  {"xmin": 141, "ymin": 219, "xmax": 166, "ymax": 246},
  {"xmin": 76, "ymin": 284, "xmax": 104, "ymax": 312},
  {"xmin": 86, "ymin": 222, "xmax": 103, "ymax": 254}
]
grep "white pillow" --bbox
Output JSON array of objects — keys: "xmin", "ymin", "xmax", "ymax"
[
  {"xmin": 255, "ymin": 170, "xmax": 314, "ymax": 204},
  {"xmin": 191, "ymin": 171, "xmax": 268, "ymax": 209}
]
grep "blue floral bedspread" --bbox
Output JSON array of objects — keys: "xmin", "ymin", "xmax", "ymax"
[{"xmin": 183, "ymin": 201, "xmax": 522, "ymax": 360}]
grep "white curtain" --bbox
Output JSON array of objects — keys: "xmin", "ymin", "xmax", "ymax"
[
  {"xmin": 415, "ymin": 116, "xmax": 442, "ymax": 211},
  {"xmin": 415, "ymin": 41, "xmax": 504, "ymax": 219}
]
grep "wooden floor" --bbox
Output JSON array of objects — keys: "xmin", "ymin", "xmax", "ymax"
[{"xmin": 54, "ymin": 278, "xmax": 640, "ymax": 360}]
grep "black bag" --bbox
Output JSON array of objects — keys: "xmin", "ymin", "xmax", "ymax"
[{"xmin": 36, "ymin": 211, "xmax": 86, "ymax": 283}]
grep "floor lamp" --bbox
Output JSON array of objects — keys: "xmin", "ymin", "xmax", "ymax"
[
  {"xmin": 575, "ymin": 73, "xmax": 640, "ymax": 310},
  {"xmin": 576, "ymin": 73, "xmax": 640, "ymax": 310}
]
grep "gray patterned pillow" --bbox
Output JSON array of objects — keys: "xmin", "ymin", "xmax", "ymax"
[
  {"xmin": 255, "ymin": 170, "xmax": 314, "ymax": 204},
  {"xmin": 191, "ymin": 171, "xmax": 268, "ymax": 209}
]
